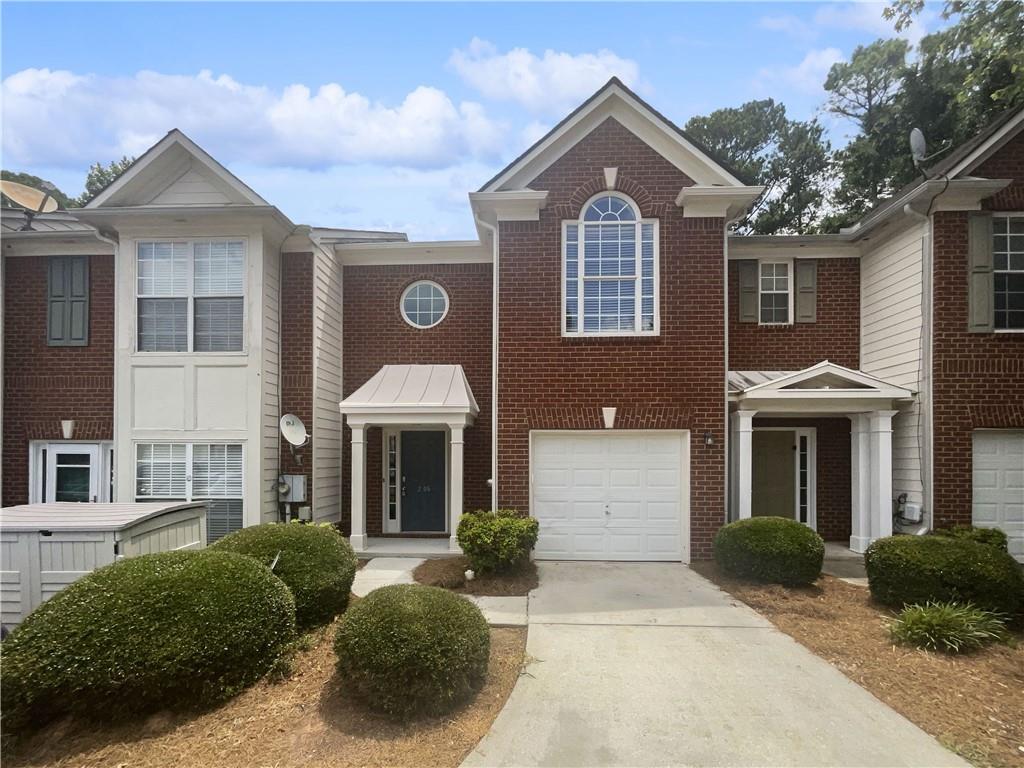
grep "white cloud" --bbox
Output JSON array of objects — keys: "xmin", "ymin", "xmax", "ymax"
[
  {"xmin": 754, "ymin": 47, "xmax": 844, "ymax": 97},
  {"xmin": 759, "ymin": 2, "xmax": 936, "ymax": 47},
  {"xmin": 1, "ymin": 68, "xmax": 507, "ymax": 170},
  {"xmin": 449, "ymin": 38, "xmax": 642, "ymax": 115}
]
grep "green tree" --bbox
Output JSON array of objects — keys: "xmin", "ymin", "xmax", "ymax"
[
  {"xmin": 685, "ymin": 100, "xmax": 832, "ymax": 234},
  {"xmin": 0, "ymin": 170, "xmax": 74, "ymax": 209},
  {"xmin": 74, "ymin": 156, "xmax": 135, "ymax": 206}
]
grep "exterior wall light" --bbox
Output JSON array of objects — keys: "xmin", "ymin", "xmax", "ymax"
[{"xmin": 703, "ymin": 431, "xmax": 714, "ymax": 447}]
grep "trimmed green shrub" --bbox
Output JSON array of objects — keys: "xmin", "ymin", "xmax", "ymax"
[
  {"xmin": 335, "ymin": 584, "xmax": 490, "ymax": 718},
  {"xmin": 1, "ymin": 550, "xmax": 295, "ymax": 730},
  {"xmin": 865, "ymin": 535, "xmax": 1023, "ymax": 616},
  {"xmin": 213, "ymin": 521, "xmax": 358, "ymax": 628},
  {"xmin": 933, "ymin": 525, "xmax": 1009, "ymax": 552},
  {"xmin": 457, "ymin": 509, "xmax": 538, "ymax": 574},
  {"xmin": 713, "ymin": 517, "xmax": 824, "ymax": 586},
  {"xmin": 889, "ymin": 601, "xmax": 1009, "ymax": 653}
]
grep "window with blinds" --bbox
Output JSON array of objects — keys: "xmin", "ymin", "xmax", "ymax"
[
  {"xmin": 136, "ymin": 239, "xmax": 245, "ymax": 352},
  {"xmin": 135, "ymin": 442, "xmax": 243, "ymax": 543}
]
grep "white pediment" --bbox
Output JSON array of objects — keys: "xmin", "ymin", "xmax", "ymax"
[{"xmin": 732, "ymin": 361, "xmax": 914, "ymax": 401}]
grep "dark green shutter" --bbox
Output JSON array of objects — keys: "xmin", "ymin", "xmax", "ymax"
[
  {"xmin": 47, "ymin": 256, "xmax": 89, "ymax": 346},
  {"xmin": 737, "ymin": 260, "xmax": 758, "ymax": 323},
  {"xmin": 967, "ymin": 213, "xmax": 994, "ymax": 333},
  {"xmin": 794, "ymin": 260, "xmax": 817, "ymax": 323}
]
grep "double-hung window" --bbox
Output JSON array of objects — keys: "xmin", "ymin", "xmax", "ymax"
[
  {"xmin": 563, "ymin": 194, "xmax": 658, "ymax": 335},
  {"xmin": 135, "ymin": 442, "xmax": 244, "ymax": 542},
  {"xmin": 993, "ymin": 215, "xmax": 1024, "ymax": 330},
  {"xmin": 759, "ymin": 261, "xmax": 792, "ymax": 324},
  {"xmin": 136, "ymin": 239, "xmax": 245, "ymax": 352}
]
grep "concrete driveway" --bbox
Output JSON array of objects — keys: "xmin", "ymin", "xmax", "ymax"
[{"xmin": 463, "ymin": 562, "xmax": 965, "ymax": 768}]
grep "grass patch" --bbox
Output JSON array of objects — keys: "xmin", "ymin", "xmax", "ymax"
[{"xmin": 413, "ymin": 556, "xmax": 538, "ymax": 596}]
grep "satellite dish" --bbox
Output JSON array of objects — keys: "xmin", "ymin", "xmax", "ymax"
[
  {"xmin": 1, "ymin": 180, "xmax": 61, "ymax": 231},
  {"xmin": 280, "ymin": 414, "xmax": 309, "ymax": 447},
  {"xmin": 910, "ymin": 128, "xmax": 928, "ymax": 168}
]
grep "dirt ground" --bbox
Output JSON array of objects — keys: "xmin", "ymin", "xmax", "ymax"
[
  {"xmin": 6, "ymin": 625, "xmax": 527, "ymax": 768},
  {"xmin": 413, "ymin": 556, "xmax": 538, "ymax": 596},
  {"xmin": 691, "ymin": 561, "xmax": 1024, "ymax": 768}
]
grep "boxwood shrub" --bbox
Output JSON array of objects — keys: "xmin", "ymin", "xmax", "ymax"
[
  {"xmin": 213, "ymin": 522, "xmax": 358, "ymax": 628},
  {"xmin": 456, "ymin": 509, "xmax": 538, "ymax": 574},
  {"xmin": 713, "ymin": 517, "xmax": 824, "ymax": 586},
  {"xmin": 933, "ymin": 525, "xmax": 1009, "ymax": 552},
  {"xmin": 865, "ymin": 535, "xmax": 1023, "ymax": 616},
  {"xmin": 334, "ymin": 584, "xmax": 489, "ymax": 718},
  {"xmin": 1, "ymin": 550, "xmax": 295, "ymax": 731}
]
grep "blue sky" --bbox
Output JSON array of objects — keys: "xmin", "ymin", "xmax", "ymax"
[{"xmin": 2, "ymin": 2, "xmax": 941, "ymax": 239}]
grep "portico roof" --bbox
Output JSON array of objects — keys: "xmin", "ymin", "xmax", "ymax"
[
  {"xmin": 729, "ymin": 361, "xmax": 914, "ymax": 403},
  {"xmin": 340, "ymin": 365, "xmax": 479, "ymax": 420}
]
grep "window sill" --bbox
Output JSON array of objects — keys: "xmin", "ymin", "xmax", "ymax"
[
  {"xmin": 130, "ymin": 350, "xmax": 249, "ymax": 357},
  {"xmin": 561, "ymin": 331, "xmax": 661, "ymax": 340},
  {"xmin": 993, "ymin": 329, "xmax": 1024, "ymax": 334}
]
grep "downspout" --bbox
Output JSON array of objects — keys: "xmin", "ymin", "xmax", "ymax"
[{"xmin": 475, "ymin": 215, "xmax": 499, "ymax": 511}]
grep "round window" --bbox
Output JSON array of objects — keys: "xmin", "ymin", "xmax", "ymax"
[{"xmin": 400, "ymin": 281, "xmax": 449, "ymax": 328}]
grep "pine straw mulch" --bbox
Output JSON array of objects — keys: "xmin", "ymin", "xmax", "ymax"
[
  {"xmin": 691, "ymin": 561, "xmax": 1024, "ymax": 768},
  {"xmin": 413, "ymin": 556, "xmax": 538, "ymax": 596},
  {"xmin": 5, "ymin": 624, "xmax": 527, "ymax": 768}
]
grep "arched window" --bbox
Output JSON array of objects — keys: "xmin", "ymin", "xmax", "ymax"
[{"xmin": 563, "ymin": 193, "xmax": 658, "ymax": 335}]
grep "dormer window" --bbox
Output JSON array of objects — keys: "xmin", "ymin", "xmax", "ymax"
[{"xmin": 563, "ymin": 193, "xmax": 658, "ymax": 336}]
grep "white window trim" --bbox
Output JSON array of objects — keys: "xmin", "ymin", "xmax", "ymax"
[
  {"xmin": 28, "ymin": 440, "xmax": 114, "ymax": 504},
  {"xmin": 134, "ymin": 237, "xmax": 248, "ymax": 354},
  {"xmin": 399, "ymin": 280, "xmax": 450, "ymax": 329},
  {"xmin": 561, "ymin": 192, "xmax": 660, "ymax": 338},
  {"xmin": 133, "ymin": 441, "xmax": 245, "ymax": 502},
  {"xmin": 757, "ymin": 258, "xmax": 794, "ymax": 326},
  {"xmin": 992, "ymin": 212, "xmax": 1024, "ymax": 333}
]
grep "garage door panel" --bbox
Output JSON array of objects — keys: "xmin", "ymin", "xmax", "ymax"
[
  {"xmin": 973, "ymin": 431, "xmax": 1024, "ymax": 563},
  {"xmin": 532, "ymin": 432, "xmax": 687, "ymax": 562}
]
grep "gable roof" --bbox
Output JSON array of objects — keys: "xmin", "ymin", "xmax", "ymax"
[
  {"xmin": 479, "ymin": 77, "xmax": 750, "ymax": 193},
  {"xmin": 926, "ymin": 105, "xmax": 1024, "ymax": 180},
  {"xmin": 85, "ymin": 129, "xmax": 269, "ymax": 208},
  {"xmin": 729, "ymin": 361, "xmax": 914, "ymax": 400}
]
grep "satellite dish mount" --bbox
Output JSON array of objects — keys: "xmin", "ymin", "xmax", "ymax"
[
  {"xmin": 0, "ymin": 180, "xmax": 60, "ymax": 231},
  {"xmin": 279, "ymin": 413, "xmax": 309, "ymax": 465},
  {"xmin": 909, "ymin": 128, "xmax": 952, "ymax": 172}
]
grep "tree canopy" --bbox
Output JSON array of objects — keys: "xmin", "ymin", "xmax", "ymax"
[{"xmin": 1, "ymin": 156, "xmax": 135, "ymax": 211}]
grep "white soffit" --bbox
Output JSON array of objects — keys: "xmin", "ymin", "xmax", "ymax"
[
  {"xmin": 480, "ymin": 79, "xmax": 744, "ymax": 192},
  {"xmin": 730, "ymin": 361, "xmax": 914, "ymax": 400},
  {"xmin": 336, "ymin": 240, "xmax": 490, "ymax": 266},
  {"xmin": 340, "ymin": 365, "xmax": 480, "ymax": 416},
  {"xmin": 86, "ymin": 129, "xmax": 269, "ymax": 209}
]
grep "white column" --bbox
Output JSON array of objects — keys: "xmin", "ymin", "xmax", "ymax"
[
  {"xmin": 849, "ymin": 414, "xmax": 872, "ymax": 553},
  {"xmin": 730, "ymin": 410, "xmax": 757, "ymax": 520},
  {"xmin": 868, "ymin": 410, "xmax": 898, "ymax": 546},
  {"xmin": 349, "ymin": 423, "xmax": 367, "ymax": 552},
  {"xmin": 449, "ymin": 425, "xmax": 465, "ymax": 553}
]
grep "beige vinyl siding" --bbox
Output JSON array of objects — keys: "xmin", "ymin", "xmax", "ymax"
[
  {"xmin": 312, "ymin": 246, "xmax": 343, "ymax": 521},
  {"xmin": 860, "ymin": 222, "xmax": 927, "ymax": 506},
  {"xmin": 261, "ymin": 243, "xmax": 282, "ymax": 520}
]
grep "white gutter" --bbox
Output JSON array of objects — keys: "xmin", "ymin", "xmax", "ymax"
[{"xmin": 475, "ymin": 216, "xmax": 499, "ymax": 511}]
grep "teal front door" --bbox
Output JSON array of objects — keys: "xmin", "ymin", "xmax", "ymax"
[{"xmin": 401, "ymin": 431, "xmax": 446, "ymax": 532}]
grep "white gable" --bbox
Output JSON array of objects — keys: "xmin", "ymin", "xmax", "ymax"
[
  {"xmin": 86, "ymin": 129, "xmax": 268, "ymax": 208},
  {"xmin": 480, "ymin": 79, "xmax": 744, "ymax": 193}
]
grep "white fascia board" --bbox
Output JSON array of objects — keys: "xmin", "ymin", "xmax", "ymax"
[
  {"xmin": 87, "ymin": 129, "xmax": 269, "ymax": 209},
  {"xmin": 336, "ymin": 240, "xmax": 490, "ymax": 266},
  {"xmin": 728, "ymin": 236, "xmax": 860, "ymax": 260},
  {"xmin": 675, "ymin": 186, "xmax": 764, "ymax": 220},
  {"xmin": 946, "ymin": 109, "xmax": 1024, "ymax": 178},
  {"xmin": 2, "ymin": 234, "xmax": 116, "ymax": 257},
  {"xmin": 469, "ymin": 190, "xmax": 548, "ymax": 223},
  {"xmin": 738, "ymin": 360, "xmax": 914, "ymax": 398},
  {"xmin": 483, "ymin": 85, "xmax": 743, "ymax": 192},
  {"xmin": 73, "ymin": 205, "xmax": 294, "ymax": 239}
]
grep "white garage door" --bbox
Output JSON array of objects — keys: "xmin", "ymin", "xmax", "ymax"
[
  {"xmin": 973, "ymin": 431, "xmax": 1024, "ymax": 562},
  {"xmin": 531, "ymin": 432, "xmax": 688, "ymax": 561}
]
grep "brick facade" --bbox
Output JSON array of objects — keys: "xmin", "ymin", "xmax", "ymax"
[
  {"xmin": 279, "ymin": 252, "xmax": 314, "ymax": 512},
  {"xmin": 931, "ymin": 130, "xmax": 1024, "ymax": 527},
  {"xmin": 340, "ymin": 263, "xmax": 493, "ymax": 536},
  {"xmin": 2, "ymin": 254, "xmax": 115, "ymax": 506},
  {"xmin": 752, "ymin": 417, "xmax": 852, "ymax": 542},
  {"xmin": 496, "ymin": 117, "xmax": 728, "ymax": 559},
  {"xmin": 728, "ymin": 258, "xmax": 861, "ymax": 370}
]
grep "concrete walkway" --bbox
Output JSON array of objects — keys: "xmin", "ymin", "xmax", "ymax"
[
  {"xmin": 351, "ymin": 558, "xmax": 527, "ymax": 626},
  {"xmin": 463, "ymin": 562, "xmax": 964, "ymax": 768}
]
